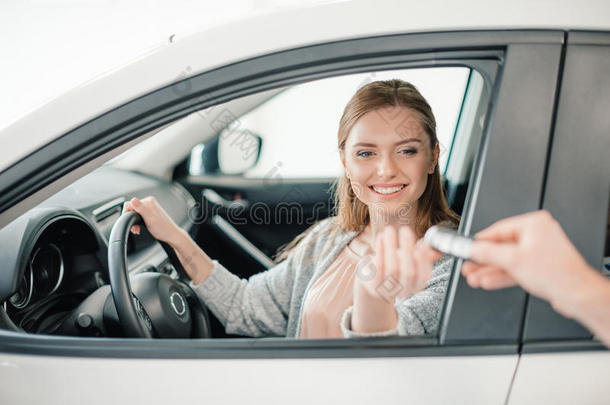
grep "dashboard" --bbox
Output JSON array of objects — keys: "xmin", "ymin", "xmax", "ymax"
[{"xmin": 0, "ymin": 166, "xmax": 195, "ymax": 336}]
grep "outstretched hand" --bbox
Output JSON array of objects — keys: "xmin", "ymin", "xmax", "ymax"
[
  {"xmin": 351, "ymin": 225, "xmax": 440, "ymax": 333},
  {"xmin": 355, "ymin": 225, "xmax": 439, "ymax": 302},
  {"xmin": 461, "ymin": 210, "xmax": 590, "ymax": 309}
]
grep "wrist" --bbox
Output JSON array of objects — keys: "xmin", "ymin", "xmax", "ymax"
[
  {"xmin": 167, "ymin": 228, "xmax": 214, "ymax": 285},
  {"xmin": 550, "ymin": 263, "xmax": 605, "ymax": 320},
  {"xmin": 168, "ymin": 226, "xmax": 190, "ymax": 251},
  {"xmin": 352, "ymin": 287, "xmax": 398, "ymax": 333}
]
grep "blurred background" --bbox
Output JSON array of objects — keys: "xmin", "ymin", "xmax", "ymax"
[{"xmin": 0, "ymin": 0, "xmax": 333, "ymax": 130}]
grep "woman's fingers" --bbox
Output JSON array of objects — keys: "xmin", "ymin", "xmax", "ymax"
[
  {"xmin": 416, "ymin": 240, "xmax": 443, "ymax": 262},
  {"xmin": 413, "ymin": 248, "xmax": 433, "ymax": 291},
  {"xmin": 373, "ymin": 231, "xmax": 385, "ymax": 286},
  {"xmin": 405, "ymin": 243, "xmax": 434, "ymax": 296},
  {"xmin": 367, "ymin": 226, "xmax": 437, "ymax": 301},
  {"xmin": 122, "ymin": 201, "xmax": 140, "ymax": 235},
  {"xmin": 379, "ymin": 226, "xmax": 433, "ymax": 300},
  {"xmin": 120, "ymin": 196, "xmax": 180, "ymax": 243},
  {"xmin": 122, "ymin": 201, "xmax": 131, "ymax": 214},
  {"xmin": 129, "ymin": 197, "xmax": 144, "ymax": 234},
  {"xmin": 383, "ymin": 226, "xmax": 398, "ymax": 278},
  {"xmin": 396, "ymin": 227, "xmax": 416, "ymax": 297},
  {"xmin": 398, "ymin": 226, "xmax": 416, "ymax": 252},
  {"xmin": 396, "ymin": 247, "xmax": 415, "ymax": 298}
]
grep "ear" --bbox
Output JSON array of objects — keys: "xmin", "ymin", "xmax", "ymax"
[
  {"xmin": 429, "ymin": 142, "xmax": 440, "ymax": 174},
  {"xmin": 339, "ymin": 149, "xmax": 346, "ymax": 170}
]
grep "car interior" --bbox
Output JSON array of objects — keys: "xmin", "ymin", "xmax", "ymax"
[{"xmin": 0, "ymin": 66, "xmax": 491, "ymax": 339}]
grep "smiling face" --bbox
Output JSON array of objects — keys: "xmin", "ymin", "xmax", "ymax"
[{"xmin": 340, "ymin": 106, "xmax": 439, "ymax": 223}]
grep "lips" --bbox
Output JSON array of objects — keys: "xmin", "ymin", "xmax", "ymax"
[{"xmin": 369, "ymin": 184, "xmax": 407, "ymax": 196}]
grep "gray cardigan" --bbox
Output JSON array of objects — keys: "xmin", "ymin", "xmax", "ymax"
[{"xmin": 190, "ymin": 217, "xmax": 454, "ymax": 338}]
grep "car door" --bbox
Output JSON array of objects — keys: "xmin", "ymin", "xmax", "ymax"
[
  {"xmin": 508, "ymin": 31, "xmax": 610, "ymax": 404},
  {"xmin": 0, "ymin": 30, "xmax": 563, "ymax": 404}
]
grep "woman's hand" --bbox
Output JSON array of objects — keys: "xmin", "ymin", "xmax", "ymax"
[
  {"xmin": 351, "ymin": 225, "xmax": 439, "ymax": 333},
  {"xmin": 122, "ymin": 197, "xmax": 183, "ymax": 247},
  {"xmin": 122, "ymin": 196, "xmax": 214, "ymax": 285}
]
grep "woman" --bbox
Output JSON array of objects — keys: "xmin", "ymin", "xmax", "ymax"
[{"xmin": 124, "ymin": 79, "xmax": 459, "ymax": 338}]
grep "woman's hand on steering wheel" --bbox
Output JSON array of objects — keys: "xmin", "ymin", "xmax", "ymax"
[{"xmin": 122, "ymin": 197, "xmax": 183, "ymax": 246}]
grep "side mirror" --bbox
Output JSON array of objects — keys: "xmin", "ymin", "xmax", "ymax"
[
  {"xmin": 188, "ymin": 131, "xmax": 262, "ymax": 176},
  {"xmin": 218, "ymin": 130, "xmax": 262, "ymax": 175}
]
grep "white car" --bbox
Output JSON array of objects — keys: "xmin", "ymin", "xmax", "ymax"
[{"xmin": 1, "ymin": 1, "xmax": 610, "ymax": 404}]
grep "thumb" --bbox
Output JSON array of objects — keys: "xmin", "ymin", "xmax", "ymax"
[{"xmin": 469, "ymin": 240, "xmax": 516, "ymax": 270}]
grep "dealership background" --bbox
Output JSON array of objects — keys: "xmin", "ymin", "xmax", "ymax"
[{"xmin": 0, "ymin": 0, "xmax": 317, "ymax": 131}]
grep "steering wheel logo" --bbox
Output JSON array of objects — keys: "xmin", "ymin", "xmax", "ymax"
[{"xmin": 169, "ymin": 291, "xmax": 186, "ymax": 316}]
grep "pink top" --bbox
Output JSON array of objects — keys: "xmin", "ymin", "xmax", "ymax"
[{"xmin": 299, "ymin": 243, "xmax": 363, "ymax": 339}]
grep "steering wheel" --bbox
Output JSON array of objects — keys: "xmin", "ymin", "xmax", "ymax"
[{"xmin": 107, "ymin": 211, "xmax": 211, "ymax": 338}]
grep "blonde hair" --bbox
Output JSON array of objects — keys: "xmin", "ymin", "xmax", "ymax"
[{"xmin": 274, "ymin": 79, "xmax": 459, "ymax": 262}]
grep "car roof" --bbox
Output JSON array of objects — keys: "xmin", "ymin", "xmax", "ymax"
[{"xmin": 1, "ymin": 0, "xmax": 609, "ymax": 173}]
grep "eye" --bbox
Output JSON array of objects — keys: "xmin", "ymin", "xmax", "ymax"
[
  {"xmin": 356, "ymin": 151, "xmax": 373, "ymax": 158},
  {"xmin": 400, "ymin": 148, "xmax": 418, "ymax": 156}
]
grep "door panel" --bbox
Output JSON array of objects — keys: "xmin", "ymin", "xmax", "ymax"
[
  {"xmin": 509, "ymin": 350, "xmax": 610, "ymax": 404},
  {"xmin": 522, "ymin": 33, "xmax": 610, "ymax": 342},
  {"xmin": 1, "ymin": 351, "xmax": 518, "ymax": 405},
  {"xmin": 441, "ymin": 42, "xmax": 564, "ymax": 344},
  {"xmin": 513, "ymin": 32, "xmax": 610, "ymax": 404}
]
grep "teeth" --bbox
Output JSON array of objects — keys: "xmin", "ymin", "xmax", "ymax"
[{"xmin": 372, "ymin": 185, "xmax": 405, "ymax": 194}]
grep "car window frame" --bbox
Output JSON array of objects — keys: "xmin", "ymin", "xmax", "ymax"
[
  {"xmin": 521, "ymin": 31, "xmax": 610, "ymax": 352},
  {"xmin": 0, "ymin": 30, "xmax": 563, "ymax": 359},
  {"xmin": 440, "ymin": 37, "xmax": 565, "ymax": 344}
]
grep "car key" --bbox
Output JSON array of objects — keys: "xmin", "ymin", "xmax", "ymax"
[{"xmin": 423, "ymin": 225, "xmax": 474, "ymax": 261}]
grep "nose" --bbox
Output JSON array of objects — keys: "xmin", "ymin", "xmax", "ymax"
[{"xmin": 376, "ymin": 153, "xmax": 398, "ymax": 178}]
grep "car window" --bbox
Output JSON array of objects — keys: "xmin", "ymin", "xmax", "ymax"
[
  {"xmin": 1, "ymin": 65, "xmax": 492, "ymax": 342},
  {"xmin": 177, "ymin": 67, "xmax": 492, "ymax": 340},
  {"xmin": 188, "ymin": 68, "xmax": 470, "ymax": 179}
]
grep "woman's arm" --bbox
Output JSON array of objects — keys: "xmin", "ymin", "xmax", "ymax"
[
  {"xmin": 169, "ymin": 227, "xmax": 214, "ymax": 285},
  {"xmin": 123, "ymin": 197, "xmax": 214, "ymax": 284},
  {"xmin": 123, "ymin": 197, "xmax": 323, "ymax": 337},
  {"xmin": 189, "ymin": 258, "xmax": 297, "ymax": 336}
]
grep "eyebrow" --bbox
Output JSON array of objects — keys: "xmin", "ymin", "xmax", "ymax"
[{"xmin": 351, "ymin": 138, "xmax": 422, "ymax": 148}]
